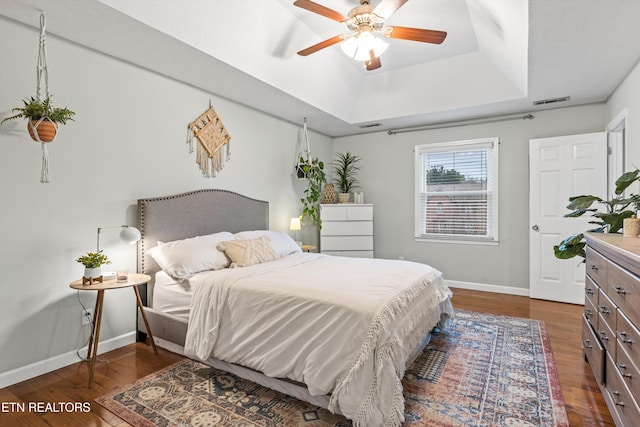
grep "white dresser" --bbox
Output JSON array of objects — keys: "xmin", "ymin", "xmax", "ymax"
[{"xmin": 320, "ymin": 204, "xmax": 373, "ymax": 258}]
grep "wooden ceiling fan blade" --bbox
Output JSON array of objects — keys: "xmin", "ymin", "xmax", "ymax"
[
  {"xmin": 385, "ymin": 26, "xmax": 447, "ymax": 44},
  {"xmin": 297, "ymin": 35, "xmax": 344, "ymax": 56},
  {"xmin": 365, "ymin": 50, "xmax": 381, "ymax": 71},
  {"xmin": 293, "ymin": 0, "xmax": 348, "ymax": 22},
  {"xmin": 372, "ymin": 0, "xmax": 410, "ymax": 19}
]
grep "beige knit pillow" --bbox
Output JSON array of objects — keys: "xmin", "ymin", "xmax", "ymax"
[{"xmin": 217, "ymin": 236, "xmax": 278, "ymax": 267}]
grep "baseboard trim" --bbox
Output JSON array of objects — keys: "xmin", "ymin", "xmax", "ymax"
[
  {"xmin": 0, "ymin": 332, "xmax": 136, "ymax": 389},
  {"xmin": 445, "ymin": 279, "xmax": 530, "ymax": 297}
]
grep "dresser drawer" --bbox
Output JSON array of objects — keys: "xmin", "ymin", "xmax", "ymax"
[
  {"xmin": 617, "ymin": 310, "xmax": 640, "ymax": 366},
  {"xmin": 585, "ymin": 275, "xmax": 599, "ymax": 307},
  {"xmin": 615, "ymin": 339, "xmax": 640, "ymax": 400},
  {"xmin": 584, "ymin": 297, "xmax": 598, "ymax": 328},
  {"xmin": 597, "ymin": 312, "xmax": 617, "ymax": 358},
  {"xmin": 322, "ymin": 250, "xmax": 373, "ymax": 258},
  {"xmin": 608, "ymin": 260, "xmax": 640, "ymax": 323},
  {"xmin": 586, "ymin": 246, "xmax": 607, "ymax": 286},
  {"xmin": 583, "ymin": 314, "xmax": 604, "ymax": 384},
  {"xmin": 321, "ymin": 221, "xmax": 373, "ymax": 236},
  {"xmin": 606, "ymin": 353, "xmax": 640, "ymax": 427},
  {"xmin": 598, "ymin": 288, "xmax": 617, "ymax": 333},
  {"xmin": 320, "ymin": 205, "xmax": 373, "ymax": 221},
  {"xmin": 321, "ymin": 235, "xmax": 373, "ymax": 251}
]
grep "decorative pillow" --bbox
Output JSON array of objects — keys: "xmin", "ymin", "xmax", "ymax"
[
  {"xmin": 217, "ymin": 236, "xmax": 278, "ymax": 267},
  {"xmin": 147, "ymin": 231, "xmax": 234, "ymax": 280},
  {"xmin": 234, "ymin": 230, "xmax": 301, "ymax": 258}
]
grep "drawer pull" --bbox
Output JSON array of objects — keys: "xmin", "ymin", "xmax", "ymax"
[
  {"xmin": 616, "ymin": 363, "xmax": 633, "ymax": 378},
  {"xmin": 618, "ymin": 331, "xmax": 633, "ymax": 344},
  {"xmin": 598, "ymin": 305, "xmax": 610, "ymax": 314},
  {"xmin": 583, "ymin": 339, "xmax": 593, "ymax": 349},
  {"xmin": 613, "ymin": 286, "xmax": 627, "ymax": 294},
  {"xmin": 585, "ymin": 309, "xmax": 593, "ymax": 317},
  {"xmin": 598, "ymin": 331, "xmax": 609, "ymax": 340},
  {"xmin": 586, "ymin": 288, "xmax": 595, "ymax": 295},
  {"xmin": 611, "ymin": 390, "xmax": 625, "ymax": 407},
  {"xmin": 590, "ymin": 264, "xmax": 599, "ymax": 271}
]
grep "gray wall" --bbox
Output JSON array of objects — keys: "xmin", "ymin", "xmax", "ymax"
[
  {"xmin": 607, "ymin": 59, "xmax": 640, "ymax": 171},
  {"xmin": 333, "ymin": 104, "xmax": 608, "ymax": 290},
  {"xmin": 1, "ymin": 10, "xmax": 639, "ymax": 386},
  {"xmin": 0, "ymin": 17, "xmax": 331, "ymax": 379}
]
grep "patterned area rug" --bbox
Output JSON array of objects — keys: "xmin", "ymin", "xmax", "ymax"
[{"xmin": 96, "ymin": 310, "xmax": 569, "ymax": 426}]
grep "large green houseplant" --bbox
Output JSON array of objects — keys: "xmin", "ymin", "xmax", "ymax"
[
  {"xmin": 554, "ymin": 169, "xmax": 640, "ymax": 260},
  {"xmin": 1, "ymin": 96, "xmax": 75, "ymax": 142},
  {"xmin": 299, "ymin": 157, "xmax": 327, "ymax": 228},
  {"xmin": 333, "ymin": 152, "xmax": 362, "ymax": 202}
]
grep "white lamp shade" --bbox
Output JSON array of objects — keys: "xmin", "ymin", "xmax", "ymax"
[
  {"xmin": 119, "ymin": 226, "xmax": 141, "ymax": 244},
  {"xmin": 341, "ymin": 32, "xmax": 389, "ymax": 61},
  {"xmin": 290, "ymin": 217, "xmax": 302, "ymax": 231}
]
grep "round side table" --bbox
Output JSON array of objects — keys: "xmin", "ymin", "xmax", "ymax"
[{"xmin": 69, "ymin": 273, "xmax": 157, "ymax": 387}]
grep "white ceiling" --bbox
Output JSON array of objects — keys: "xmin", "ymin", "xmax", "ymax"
[{"xmin": 2, "ymin": 0, "xmax": 640, "ymax": 137}]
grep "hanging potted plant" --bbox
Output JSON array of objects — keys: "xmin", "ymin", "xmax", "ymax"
[
  {"xmin": 1, "ymin": 96, "xmax": 75, "ymax": 142},
  {"xmin": 76, "ymin": 251, "xmax": 111, "ymax": 284},
  {"xmin": 300, "ymin": 157, "xmax": 327, "ymax": 229},
  {"xmin": 333, "ymin": 152, "xmax": 362, "ymax": 203}
]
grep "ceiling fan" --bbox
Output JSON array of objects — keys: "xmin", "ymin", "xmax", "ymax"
[{"xmin": 294, "ymin": 0, "xmax": 447, "ymax": 70}]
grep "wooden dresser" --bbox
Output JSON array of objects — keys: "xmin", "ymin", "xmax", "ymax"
[
  {"xmin": 584, "ymin": 233, "xmax": 640, "ymax": 426},
  {"xmin": 320, "ymin": 204, "xmax": 374, "ymax": 257}
]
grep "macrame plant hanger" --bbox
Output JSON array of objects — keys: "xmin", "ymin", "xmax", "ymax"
[
  {"xmin": 186, "ymin": 100, "xmax": 231, "ymax": 178},
  {"xmin": 33, "ymin": 12, "xmax": 56, "ymax": 183},
  {"xmin": 294, "ymin": 118, "xmax": 311, "ymax": 180}
]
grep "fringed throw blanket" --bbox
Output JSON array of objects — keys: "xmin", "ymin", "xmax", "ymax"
[
  {"xmin": 184, "ymin": 253, "xmax": 453, "ymax": 427},
  {"xmin": 187, "ymin": 104, "xmax": 231, "ymax": 178}
]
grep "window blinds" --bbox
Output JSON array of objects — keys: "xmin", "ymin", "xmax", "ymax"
[{"xmin": 415, "ymin": 139, "xmax": 498, "ymax": 240}]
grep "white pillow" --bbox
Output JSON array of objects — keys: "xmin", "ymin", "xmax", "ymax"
[
  {"xmin": 147, "ymin": 231, "xmax": 234, "ymax": 280},
  {"xmin": 234, "ymin": 230, "xmax": 301, "ymax": 258}
]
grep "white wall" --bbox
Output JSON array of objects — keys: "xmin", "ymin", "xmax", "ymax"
[
  {"xmin": 333, "ymin": 104, "xmax": 607, "ymax": 291},
  {"xmin": 607, "ymin": 59, "xmax": 640, "ymax": 170},
  {"xmin": 0, "ymin": 17, "xmax": 331, "ymax": 381}
]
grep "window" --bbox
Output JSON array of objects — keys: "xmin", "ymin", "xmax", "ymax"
[{"xmin": 415, "ymin": 137, "xmax": 499, "ymax": 242}]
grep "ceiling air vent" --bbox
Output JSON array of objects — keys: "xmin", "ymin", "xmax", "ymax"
[
  {"xmin": 533, "ymin": 96, "xmax": 570, "ymax": 106},
  {"xmin": 358, "ymin": 123, "xmax": 382, "ymax": 128}
]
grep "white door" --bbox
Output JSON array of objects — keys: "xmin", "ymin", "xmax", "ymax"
[{"xmin": 529, "ymin": 133, "xmax": 607, "ymax": 304}]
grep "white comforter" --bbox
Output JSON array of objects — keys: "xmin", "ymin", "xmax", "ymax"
[{"xmin": 184, "ymin": 253, "xmax": 452, "ymax": 427}]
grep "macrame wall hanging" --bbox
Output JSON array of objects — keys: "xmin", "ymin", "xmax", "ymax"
[
  {"xmin": 294, "ymin": 117, "xmax": 311, "ymax": 179},
  {"xmin": 186, "ymin": 101, "xmax": 231, "ymax": 178}
]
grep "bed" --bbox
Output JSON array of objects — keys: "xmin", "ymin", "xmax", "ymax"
[{"xmin": 136, "ymin": 189, "xmax": 453, "ymax": 427}]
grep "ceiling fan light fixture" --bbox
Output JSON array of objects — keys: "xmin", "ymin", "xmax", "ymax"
[{"xmin": 341, "ymin": 31, "xmax": 388, "ymax": 61}]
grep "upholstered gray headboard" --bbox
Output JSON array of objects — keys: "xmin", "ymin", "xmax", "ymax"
[{"xmin": 137, "ymin": 189, "xmax": 269, "ymax": 282}]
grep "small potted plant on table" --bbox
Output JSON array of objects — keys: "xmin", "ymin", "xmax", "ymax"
[{"xmin": 76, "ymin": 251, "xmax": 111, "ymax": 285}]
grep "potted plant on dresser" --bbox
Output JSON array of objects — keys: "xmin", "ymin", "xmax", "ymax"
[
  {"xmin": 333, "ymin": 152, "xmax": 362, "ymax": 203},
  {"xmin": 76, "ymin": 251, "xmax": 111, "ymax": 285}
]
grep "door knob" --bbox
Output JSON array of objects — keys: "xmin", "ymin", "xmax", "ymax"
[{"xmin": 532, "ymin": 225, "xmax": 539, "ymax": 231}]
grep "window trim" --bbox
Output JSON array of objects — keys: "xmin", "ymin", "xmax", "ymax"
[{"xmin": 414, "ymin": 137, "xmax": 499, "ymax": 243}]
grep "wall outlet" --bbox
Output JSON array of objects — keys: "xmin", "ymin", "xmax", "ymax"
[{"xmin": 81, "ymin": 308, "xmax": 93, "ymax": 326}]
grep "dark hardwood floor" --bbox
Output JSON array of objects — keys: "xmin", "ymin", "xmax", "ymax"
[{"xmin": 0, "ymin": 288, "xmax": 614, "ymax": 426}]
